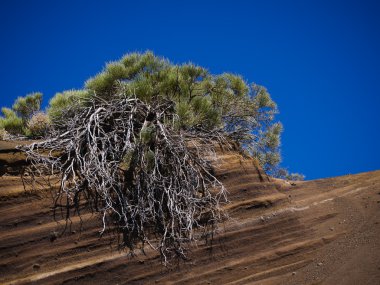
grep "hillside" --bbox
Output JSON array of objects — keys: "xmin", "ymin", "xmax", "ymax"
[{"xmin": 0, "ymin": 141, "xmax": 379, "ymax": 285}]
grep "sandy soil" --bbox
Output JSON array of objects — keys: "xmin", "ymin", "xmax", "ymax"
[{"xmin": 0, "ymin": 142, "xmax": 379, "ymax": 284}]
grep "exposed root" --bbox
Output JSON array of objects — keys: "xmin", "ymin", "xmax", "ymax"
[{"xmin": 20, "ymin": 95, "xmax": 230, "ymax": 264}]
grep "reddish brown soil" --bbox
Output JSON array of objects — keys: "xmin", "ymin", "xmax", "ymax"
[{"xmin": 1, "ymin": 141, "xmax": 379, "ymax": 284}]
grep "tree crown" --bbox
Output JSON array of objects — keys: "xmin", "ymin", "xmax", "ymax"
[{"xmin": 48, "ymin": 51, "xmax": 282, "ymax": 172}]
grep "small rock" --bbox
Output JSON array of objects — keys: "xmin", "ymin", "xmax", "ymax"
[
  {"xmin": 317, "ymin": 262, "xmax": 323, "ymax": 266},
  {"xmin": 74, "ymin": 241, "xmax": 78, "ymax": 244},
  {"xmin": 50, "ymin": 231, "xmax": 58, "ymax": 242},
  {"xmin": 138, "ymin": 260, "xmax": 144, "ymax": 264},
  {"xmin": 71, "ymin": 230, "xmax": 76, "ymax": 234},
  {"xmin": 244, "ymin": 267, "xmax": 248, "ymax": 270},
  {"xmin": 260, "ymin": 216, "xmax": 265, "ymax": 222},
  {"xmin": 33, "ymin": 263, "xmax": 41, "ymax": 270},
  {"xmin": 292, "ymin": 271, "xmax": 296, "ymax": 276},
  {"xmin": 329, "ymin": 227, "xmax": 334, "ymax": 231}
]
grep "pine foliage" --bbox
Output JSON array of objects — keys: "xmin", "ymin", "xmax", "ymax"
[
  {"xmin": 12, "ymin": 92, "xmax": 42, "ymax": 123},
  {"xmin": 48, "ymin": 51, "xmax": 282, "ymax": 172},
  {"xmin": 0, "ymin": 92, "xmax": 49, "ymax": 138},
  {"xmin": 0, "ymin": 107, "xmax": 24, "ymax": 135},
  {"xmin": 47, "ymin": 90, "xmax": 90, "ymax": 125}
]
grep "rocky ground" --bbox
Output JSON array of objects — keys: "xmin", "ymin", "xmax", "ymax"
[{"xmin": 0, "ymin": 141, "xmax": 379, "ymax": 284}]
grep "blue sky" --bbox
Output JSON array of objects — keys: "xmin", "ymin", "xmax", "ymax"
[{"xmin": 1, "ymin": 0, "xmax": 379, "ymax": 179}]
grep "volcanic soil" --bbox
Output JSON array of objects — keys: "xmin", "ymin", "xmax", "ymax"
[{"xmin": 0, "ymin": 141, "xmax": 379, "ymax": 284}]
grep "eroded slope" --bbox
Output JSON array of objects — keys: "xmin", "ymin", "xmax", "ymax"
[{"xmin": 0, "ymin": 142, "xmax": 379, "ymax": 284}]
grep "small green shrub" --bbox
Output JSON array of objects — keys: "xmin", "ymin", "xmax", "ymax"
[
  {"xmin": 12, "ymin": 92, "xmax": 42, "ymax": 123},
  {"xmin": 27, "ymin": 112, "xmax": 50, "ymax": 138},
  {"xmin": 0, "ymin": 108, "xmax": 24, "ymax": 135},
  {"xmin": 0, "ymin": 93, "xmax": 45, "ymax": 137},
  {"xmin": 272, "ymin": 168, "xmax": 305, "ymax": 181},
  {"xmin": 286, "ymin": 173, "xmax": 305, "ymax": 181}
]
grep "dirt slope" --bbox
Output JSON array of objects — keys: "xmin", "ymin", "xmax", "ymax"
[{"xmin": 0, "ymin": 142, "xmax": 379, "ymax": 285}]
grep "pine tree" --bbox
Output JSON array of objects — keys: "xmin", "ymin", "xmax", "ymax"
[{"xmin": 48, "ymin": 51, "xmax": 282, "ymax": 172}]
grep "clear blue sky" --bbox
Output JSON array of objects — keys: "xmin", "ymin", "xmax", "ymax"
[{"xmin": 1, "ymin": 0, "xmax": 379, "ymax": 179}]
